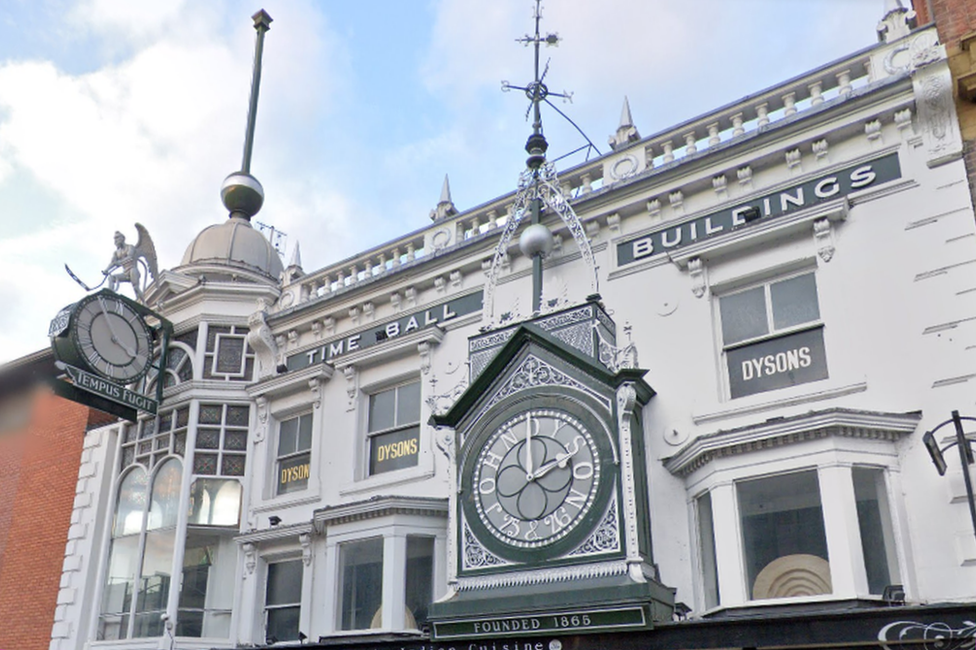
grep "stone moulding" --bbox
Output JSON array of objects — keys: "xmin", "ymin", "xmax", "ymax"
[{"xmin": 663, "ymin": 408, "xmax": 921, "ymax": 477}]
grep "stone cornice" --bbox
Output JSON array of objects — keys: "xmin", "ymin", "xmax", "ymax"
[
  {"xmin": 313, "ymin": 495, "xmax": 449, "ymax": 529},
  {"xmin": 663, "ymin": 408, "xmax": 921, "ymax": 477},
  {"xmin": 235, "ymin": 521, "xmax": 313, "ymax": 545}
]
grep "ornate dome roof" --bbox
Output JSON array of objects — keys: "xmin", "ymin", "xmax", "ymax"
[{"xmin": 180, "ymin": 215, "xmax": 283, "ymax": 279}]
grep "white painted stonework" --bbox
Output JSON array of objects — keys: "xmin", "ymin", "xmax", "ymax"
[{"xmin": 50, "ymin": 20, "xmax": 976, "ymax": 650}]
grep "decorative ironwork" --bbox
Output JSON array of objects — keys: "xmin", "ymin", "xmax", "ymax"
[
  {"xmin": 462, "ymin": 520, "xmax": 507, "ymax": 571},
  {"xmin": 878, "ymin": 620, "xmax": 976, "ymax": 650},
  {"xmin": 568, "ymin": 494, "xmax": 620, "ymax": 557}
]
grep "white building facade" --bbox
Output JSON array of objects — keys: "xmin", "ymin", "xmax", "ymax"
[{"xmin": 50, "ymin": 9, "xmax": 976, "ymax": 650}]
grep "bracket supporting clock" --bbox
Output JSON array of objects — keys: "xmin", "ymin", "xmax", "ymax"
[{"xmin": 428, "ymin": 299, "xmax": 674, "ymax": 640}]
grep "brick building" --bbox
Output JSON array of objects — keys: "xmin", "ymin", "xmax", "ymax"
[{"xmin": 0, "ymin": 352, "xmax": 114, "ymax": 650}]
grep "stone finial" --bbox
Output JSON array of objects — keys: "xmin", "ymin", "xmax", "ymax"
[
  {"xmin": 609, "ymin": 96, "xmax": 641, "ymax": 150},
  {"xmin": 877, "ymin": 0, "xmax": 916, "ymax": 43},
  {"xmin": 430, "ymin": 174, "xmax": 459, "ymax": 221},
  {"xmin": 282, "ymin": 241, "xmax": 303, "ymax": 284}
]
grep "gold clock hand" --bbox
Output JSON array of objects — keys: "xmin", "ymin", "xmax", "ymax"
[{"xmin": 97, "ymin": 296, "xmax": 137, "ymax": 358}]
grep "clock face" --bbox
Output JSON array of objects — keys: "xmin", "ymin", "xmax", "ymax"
[
  {"xmin": 472, "ymin": 408, "xmax": 601, "ymax": 549},
  {"xmin": 70, "ymin": 293, "xmax": 154, "ymax": 383}
]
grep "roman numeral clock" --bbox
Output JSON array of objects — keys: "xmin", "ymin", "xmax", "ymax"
[{"xmin": 427, "ymin": 299, "xmax": 675, "ymax": 641}]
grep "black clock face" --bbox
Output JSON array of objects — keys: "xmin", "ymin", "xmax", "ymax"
[
  {"xmin": 472, "ymin": 408, "xmax": 600, "ymax": 549},
  {"xmin": 71, "ymin": 293, "xmax": 153, "ymax": 383}
]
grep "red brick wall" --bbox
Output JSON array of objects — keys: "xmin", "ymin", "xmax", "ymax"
[{"xmin": 0, "ymin": 391, "xmax": 89, "ymax": 650}]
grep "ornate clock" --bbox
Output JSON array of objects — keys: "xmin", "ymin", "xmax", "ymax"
[
  {"xmin": 458, "ymin": 389, "xmax": 618, "ymax": 565},
  {"xmin": 51, "ymin": 290, "xmax": 155, "ymax": 384},
  {"xmin": 471, "ymin": 407, "xmax": 601, "ymax": 550}
]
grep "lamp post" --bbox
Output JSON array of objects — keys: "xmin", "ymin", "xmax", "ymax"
[{"xmin": 922, "ymin": 410, "xmax": 976, "ymax": 544}]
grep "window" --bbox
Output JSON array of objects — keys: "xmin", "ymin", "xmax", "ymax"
[
  {"xmin": 177, "ymin": 478, "xmax": 241, "ymax": 637},
  {"xmin": 277, "ymin": 413, "xmax": 312, "ymax": 495},
  {"xmin": 696, "ymin": 492, "xmax": 720, "ymax": 609},
  {"xmin": 719, "ymin": 271, "xmax": 828, "ymax": 398},
  {"xmin": 265, "ymin": 560, "xmax": 303, "ymax": 642},
  {"xmin": 737, "ymin": 470, "xmax": 830, "ymax": 600},
  {"xmin": 338, "ymin": 538, "xmax": 384, "ymax": 630},
  {"xmin": 98, "ymin": 459, "xmax": 183, "ymax": 640},
  {"xmin": 405, "ymin": 536, "xmax": 435, "ymax": 625},
  {"xmin": 194, "ymin": 403, "xmax": 249, "ymax": 478},
  {"xmin": 853, "ymin": 467, "xmax": 900, "ymax": 594},
  {"xmin": 367, "ymin": 381, "xmax": 421, "ymax": 476}
]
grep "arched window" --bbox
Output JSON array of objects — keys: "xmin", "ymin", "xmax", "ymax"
[
  {"xmin": 98, "ymin": 458, "xmax": 184, "ymax": 640},
  {"xmin": 98, "ymin": 467, "xmax": 148, "ymax": 641}
]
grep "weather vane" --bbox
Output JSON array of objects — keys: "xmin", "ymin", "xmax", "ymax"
[{"xmin": 482, "ymin": 0, "xmax": 600, "ymax": 327}]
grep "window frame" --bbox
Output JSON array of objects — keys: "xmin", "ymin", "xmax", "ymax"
[
  {"xmin": 264, "ymin": 557, "xmax": 305, "ymax": 643},
  {"xmin": 275, "ymin": 412, "xmax": 314, "ymax": 496},
  {"xmin": 715, "ymin": 268, "xmax": 828, "ymax": 400},
  {"xmin": 719, "ymin": 269, "xmax": 823, "ymax": 352},
  {"xmin": 365, "ymin": 379, "xmax": 422, "ymax": 478}
]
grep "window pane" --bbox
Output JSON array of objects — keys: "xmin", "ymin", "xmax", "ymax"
[
  {"xmin": 771, "ymin": 273, "xmax": 820, "ymax": 330},
  {"xmin": 267, "ymin": 560, "xmax": 303, "ymax": 606},
  {"xmin": 853, "ymin": 467, "xmax": 899, "ymax": 594},
  {"xmin": 98, "ymin": 535, "xmax": 140, "ymax": 639},
  {"xmin": 188, "ymin": 479, "xmax": 241, "ymax": 526},
  {"xmin": 277, "ymin": 453, "xmax": 310, "ymax": 494},
  {"xmin": 297, "ymin": 413, "xmax": 313, "ymax": 452},
  {"xmin": 339, "ymin": 538, "xmax": 383, "ymax": 630},
  {"xmin": 134, "ymin": 529, "xmax": 176, "ymax": 637},
  {"xmin": 278, "ymin": 417, "xmax": 298, "ymax": 456},
  {"xmin": 696, "ymin": 493, "xmax": 720, "ymax": 609},
  {"xmin": 396, "ymin": 382, "xmax": 421, "ymax": 426},
  {"xmin": 369, "ymin": 426, "xmax": 420, "ymax": 475},
  {"xmin": 178, "ymin": 529, "xmax": 235, "ymax": 638},
  {"xmin": 267, "ymin": 606, "xmax": 301, "ymax": 642},
  {"xmin": 148, "ymin": 459, "xmax": 182, "ymax": 530},
  {"xmin": 368, "ymin": 389, "xmax": 396, "ymax": 433},
  {"xmin": 737, "ymin": 470, "xmax": 830, "ymax": 600},
  {"xmin": 720, "ymin": 286, "xmax": 768, "ymax": 345},
  {"xmin": 405, "ymin": 536, "xmax": 434, "ymax": 627},
  {"xmin": 114, "ymin": 467, "xmax": 148, "ymax": 537}
]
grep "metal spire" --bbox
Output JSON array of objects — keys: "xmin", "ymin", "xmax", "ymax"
[
  {"xmin": 221, "ymin": 9, "xmax": 273, "ymax": 221},
  {"xmin": 482, "ymin": 0, "xmax": 599, "ymax": 326}
]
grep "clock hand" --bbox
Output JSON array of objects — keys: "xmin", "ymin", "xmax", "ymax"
[
  {"xmin": 528, "ymin": 439, "xmax": 581, "ymax": 480},
  {"xmin": 97, "ymin": 296, "xmax": 137, "ymax": 358},
  {"xmin": 524, "ymin": 412, "xmax": 534, "ymax": 479}
]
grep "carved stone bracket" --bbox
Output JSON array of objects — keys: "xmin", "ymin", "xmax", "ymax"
[
  {"xmin": 418, "ymin": 341, "xmax": 433, "ymax": 375},
  {"xmin": 243, "ymin": 542, "xmax": 256, "ymax": 577},
  {"xmin": 299, "ymin": 533, "xmax": 312, "ymax": 566},
  {"xmin": 616, "ymin": 383, "xmax": 644, "ymax": 583},
  {"xmin": 814, "ymin": 218, "xmax": 835, "ymax": 263},
  {"xmin": 911, "ymin": 39, "xmax": 962, "ymax": 167},
  {"xmin": 308, "ymin": 377, "xmax": 323, "ymax": 409},
  {"xmin": 343, "ymin": 365, "xmax": 358, "ymax": 412},
  {"xmin": 246, "ymin": 299, "xmax": 280, "ymax": 381},
  {"xmin": 254, "ymin": 396, "xmax": 269, "ymax": 443},
  {"xmin": 689, "ymin": 257, "xmax": 707, "ymax": 298}
]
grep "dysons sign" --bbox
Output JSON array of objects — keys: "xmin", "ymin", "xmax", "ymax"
[
  {"xmin": 286, "ymin": 291, "xmax": 483, "ymax": 372},
  {"xmin": 617, "ymin": 152, "xmax": 901, "ymax": 266}
]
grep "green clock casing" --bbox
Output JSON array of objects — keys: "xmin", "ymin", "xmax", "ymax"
[
  {"xmin": 459, "ymin": 390, "xmax": 618, "ymax": 565},
  {"xmin": 51, "ymin": 291, "xmax": 155, "ymax": 384}
]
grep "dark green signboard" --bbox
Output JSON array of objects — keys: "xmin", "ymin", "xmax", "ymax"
[
  {"xmin": 286, "ymin": 291, "xmax": 483, "ymax": 372},
  {"xmin": 62, "ymin": 363, "xmax": 157, "ymax": 414},
  {"xmin": 369, "ymin": 426, "xmax": 420, "ymax": 475},
  {"xmin": 432, "ymin": 607, "xmax": 647, "ymax": 640},
  {"xmin": 617, "ymin": 152, "xmax": 902, "ymax": 266}
]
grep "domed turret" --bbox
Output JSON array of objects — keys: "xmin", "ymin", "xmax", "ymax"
[{"xmin": 180, "ymin": 215, "xmax": 283, "ymax": 278}]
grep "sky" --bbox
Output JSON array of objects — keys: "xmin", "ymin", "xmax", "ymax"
[{"xmin": 0, "ymin": 0, "xmax": 888, "ymax": 364}]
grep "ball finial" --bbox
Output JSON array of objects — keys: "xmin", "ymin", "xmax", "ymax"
[
  {"xmin": 221, "ymin": 172, "xmax": 264, "ymax": 219},
  {"xmin": 519, "ymin": 222, "xmax": 555, "ymax": 258}
]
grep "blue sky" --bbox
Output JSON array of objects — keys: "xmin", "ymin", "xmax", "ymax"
[{"xmin": 0, "ymin": 0, "xmax": 886, "ymax": 363}]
